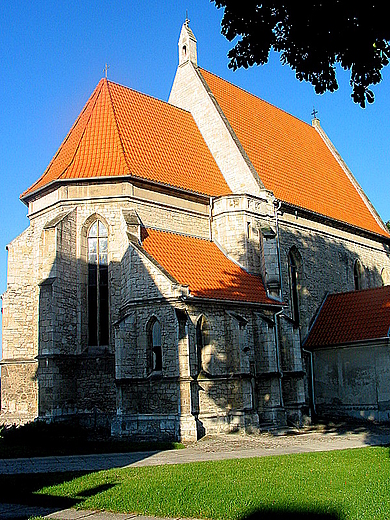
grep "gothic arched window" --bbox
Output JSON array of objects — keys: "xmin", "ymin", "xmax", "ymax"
[
  {"xmin": 288, "ymin": 248, "xmax": 301, "ymax": 326},
  {"xmin": 88, "ymin": 220, "xmax": 108, "ymax": 346},
  {"xmin": 354, "ymin": 259, "xmax": 363, "ymax": 290},
  {"xmin": 196, "ymin": 315, "xmax": 210, "ymax": 374},
  {"xmin": 147, "ymin": 318, "xmax": 162, "ymax": 372}
]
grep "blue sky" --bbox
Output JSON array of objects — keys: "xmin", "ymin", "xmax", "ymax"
[{"xmin": 1, "ymin": 0, "xmax": 390, "ymax": 347}]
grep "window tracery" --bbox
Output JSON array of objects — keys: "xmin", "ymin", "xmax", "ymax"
[{"xmin": 88, "ymin": 220, "xmax": 108, "ymax": 346}]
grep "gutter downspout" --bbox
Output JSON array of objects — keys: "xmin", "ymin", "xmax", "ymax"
[
  {"xmin": 274, "ymin": 308, "xmax": 284, "ymax": 409},
  {"xmin": 273, "ymin": 199, "xmax": 283, "ymax": 300},
  {"xmin": 209, "ymin": 196, "xmax": 213, "ymax": 241},
  {"xmin": 302, "ymin": 348, "xmax": 316, "ymax": 416},
  {"xmin": 273, "ymin": 199, "xmax": 284, "ymax": 409}
]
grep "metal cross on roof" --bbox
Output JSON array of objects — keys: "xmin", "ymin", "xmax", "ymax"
[
  {"xmin": 311, "ymin": 107, "xmax": 319, "ymax": 119},
  {"xmin": 103, "ymin": 63, "xmax": 110, "ymax": 79}
]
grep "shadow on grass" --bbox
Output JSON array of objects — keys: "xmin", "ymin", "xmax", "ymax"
[
  {"xmin": 0, "ymin": 471, "xmax": 119, "ymax": 520},
  {"xmin": 242, "ymin": 508, "xmax": 344, "ymax": 520},
  {"xmin": 0, "ymin": 472, "xmax": 87, "ymax": 508}
]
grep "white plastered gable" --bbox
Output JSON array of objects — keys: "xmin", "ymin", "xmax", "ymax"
[{"xmin": 169, "ymin": 24, "xmax": 264, "ymax": 197}]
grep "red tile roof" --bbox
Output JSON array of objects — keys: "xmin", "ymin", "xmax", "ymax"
[
  {"xmin": 304, "ymin": 285, "xmax": 390, "ymax": 348},
  {"xmin": 141, "ymin": 228, "xmax": 277, "ymax": 305},
  {"xmin": 199, "ymin": 68, "xmax": 388, "ymax": 238},
  {"xmin": 22, "ymin": 79, "xmax": 231, "ymax": 199}
]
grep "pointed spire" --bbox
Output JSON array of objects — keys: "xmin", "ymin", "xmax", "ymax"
[{"xmin": 178, "ymin": 17, "xmax": 197, "ymax": 66}]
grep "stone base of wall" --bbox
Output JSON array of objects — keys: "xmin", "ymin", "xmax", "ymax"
[
  {"xmin": 317, "ymin": 404, "xmax": 390, "ymax": 424},
  {"xmin": 0, "ymin": 411, "xmax": 36, "ymax": 427},
  {"xmin": 111, "ymin": 413, "xmax": 180, "ymax": 441},
  {"xmin": 0, "ymin": 362, "xmax": 38, "ymax": 425},
  {"xmin": 37, "ymin": 410, "xmax": 114, "ymax": 433},
  {"xmin": 111, "ymin": 406, "xmax": 308, "ymax": 442},
  {"xmin": 285, "ymin": 404, "xmax": 311, "ymax": 427},
  {"xmin": 112, "ymin": 410, "xmax": 268, "ymax": 441},
  {"xmin": 180, "ymin": 414, "xmax": 198, "ymax": 442},
  {"xmin": 258, "ymin": 405, "xmax": 287, "ymax": 427},
  {"xmin": 197, "ymin": 410, "xmax": 260, "ymax": 436}
]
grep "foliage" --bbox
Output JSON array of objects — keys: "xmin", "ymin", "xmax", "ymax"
[
  {"xmin": 0, "ymin": 420, "xmax": 88, "ymax": 445},
  {"xmin": 25, "ymin": 447, "xmax": 390, "ymax": 519},
  {"xmin": 212, "ymin": 1, "xmax": 390, "ymax": 107},
  {"xmin": 386, "ymin": 221, "xmax": 390, "ymax": 231}
]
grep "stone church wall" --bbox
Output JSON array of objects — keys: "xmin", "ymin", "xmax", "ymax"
[
  {"xmin": 312, "ymin": 340, "xmax": 390, "ymax": 422},
  {"xmin": 1, "ymin": 218, "xmax": 44, "ymax": 423},
  {"xmin": 3, "ymin": 175, "xmax": 390, "ymax": 435},
  {"xmin": 1, "ymin": 185, "xmax": 211, "ymax": 429},
  {"xmin": 278, "ymin": 214, "xmax": 390, "ymax": 339}
]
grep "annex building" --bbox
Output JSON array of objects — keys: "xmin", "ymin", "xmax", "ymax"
[{"xmin": 2, "ymin": 21, "xmax": 390, "ymax": 441}]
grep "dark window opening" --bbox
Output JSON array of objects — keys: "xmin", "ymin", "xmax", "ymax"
[
  {"xmin": 288, "ymin": 250, "xmax": 300, "ymax": 326},
  {"xmin": 148, "ymin": 318, "xmax": 162, "ymax": 372},
  {"xmin": 196, "ymin": 315, "xmax": 210, "ymax": 374},
  {"xmin": 354, "ymin": 259, "xmax": 363, "ymax": 290},
  {"xmin": 88, "ymin": 220, "xmax": 108, "ymax": 346}
]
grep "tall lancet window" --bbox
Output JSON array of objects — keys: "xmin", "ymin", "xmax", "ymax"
[
  {"xmin": 88, "ymin": 220, "xmax": 108, "ymax": 346},
  {"xmin": 288, "ymin": 248, "xmax": 301, "ymax": 326},
  {"xmin": 354, "ymin": 259, "xmax": 363, "ymax": 290},
  {"xmin": 196, "ymin": 315, "xmax": 210, "ymax": 374},
  {"xmin": 148, "ymin": 318, "xmax": 162, "ymax": 372}
]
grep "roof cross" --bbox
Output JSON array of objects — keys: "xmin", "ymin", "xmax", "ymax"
[
  {"xmin": 311, "ymin": 106, "xmax": 319, "ymax": 120},
  {"xmin": 103, "ymin": 63, "xmax": 110, "ymax": 79}
]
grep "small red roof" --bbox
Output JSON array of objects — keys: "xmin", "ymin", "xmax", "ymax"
[
  {"xmin": 304, "ymin": 285, "xmax": 390, "ymax": 348},
  {"xmin": 199, "ymin": 68, "xmax": 388, "ymax": 238},
  {"xmin": 22, "ymin": 79, "xmax": 231, "ymax": 199},
  {"xmin": 141, "ymin": 228, "xmax": 277, "ymax": 305}
]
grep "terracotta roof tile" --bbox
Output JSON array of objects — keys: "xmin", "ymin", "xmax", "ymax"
[
  {"xmin": 199, "ymin": 68, "xmax": 388, "ymax": 237},
  {"xmin": 22, "ymin": 79, "xmax": 231, "ymax": 199},
  {"xmin": 304, "ymin": 285, "xmax": 390, "ymax": 348},
  {"xmin": 141, "ymin": 228, "xmax": 277, "ymax": 305}
]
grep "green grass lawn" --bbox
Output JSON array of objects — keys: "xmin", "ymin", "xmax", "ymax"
[{"xmin": 14, "ymin": 446, "xmax": 389, "ymax": 520}]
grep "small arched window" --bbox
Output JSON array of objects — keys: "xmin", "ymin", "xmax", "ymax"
[
  {"xmin": 354, "ymin": 259, "xmax": 363, "ymax": 290},
  {"xmin": 88, "ymin": 220, "xmax": 108, "ymax": 346},
  {"xmin": 288, "ymin": 248, "xmax": 301, "ymax": 326},
  {"xmin": 148, "ymin": 318, "xmax": 162, "ymax": 372},
  {"xmin": 196, "ymin": 315, "xmax": 210, "ymax": 374}
]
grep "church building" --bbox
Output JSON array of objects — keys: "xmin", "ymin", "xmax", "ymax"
[{"xmin": 2, "ymin": 21, "xmax": 390, "ymax": 441}]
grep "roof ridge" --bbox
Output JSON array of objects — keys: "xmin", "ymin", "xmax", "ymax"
[
  {"xmin": 21, "ymin": 80, "xmax": 104, "ymax": 198},
  {"xmin": 146, "ymin": 226, "xmax": 211, "ymax": 241},
  {"xmin": 198, "ymin": 67, "xmax": 314, "ymax": 129},
  {"xmin": 57, "ymin": 80, "xmax": 106, "ymax": 181},
  {"xmin": 327, "ymin": 284, "xmax": 390, "ymax": 298},
  {"xmin": 105, "ymin": 79, "xmax": 132, "ymax": 177}
]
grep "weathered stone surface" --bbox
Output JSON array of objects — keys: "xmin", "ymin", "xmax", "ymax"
[{"xmin": 3, "ymin": 26, "xmax": 390, "ymax": 437}]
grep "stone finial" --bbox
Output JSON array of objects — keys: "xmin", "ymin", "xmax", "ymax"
[
  {"xmin": 178, "ymin": 19, "xmax": 197, "ymax": 66},
  {"xmin": 122, "ymin": 209, "xmax": 142, "ymax": 243}
]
